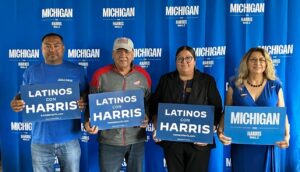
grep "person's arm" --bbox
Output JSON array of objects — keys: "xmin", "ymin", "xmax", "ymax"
[
  {"xmin": 140, "ymin": 115, "xmax": 149, "ymax": 128},
  {"xmin": 11, "ymin": 69, "xmax": 29, "ymax": 112},
  {"xmin": 140, "ymin": 87, "xmax": 151, "ymax": 128},
  {"xmin": 151, "ymin": 114, "xmax": 162, "ymax": 142},
  {"xmin": 194, "ymin": 77, "xmax": 223, "ymax": 147},
  {"xmin": 276, "ymin": 88, "xmax": 290, "ymax": 148},
  {"xmin": 83, "ymin": 102, "xmax": 99, "ymax": 134},
  {"xmin": 206, "ymin": 78, "xmax": 223, "ymax": 130},
  {"xmin": 78, "ymin": 89, "xmax": 88, "ymax": 112},
  {"xmin": 10, "ymin": 94, "xmax": 25, "ymax": 112},
  {"xmin": 83, "ymin": 77, "xmax": 99, "ymax": 134},
  {"xmin": 217, "ymin": 86, "xmax": 233, "ymax": 145},
  {"xmin": 149, "ymin": 77, "xmax": 164, "ymax": 142}
]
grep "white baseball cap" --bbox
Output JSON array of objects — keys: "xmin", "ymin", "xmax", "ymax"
[{"xmin": 113, "ymin": 37, "xmax": 134, "ymax": 51}]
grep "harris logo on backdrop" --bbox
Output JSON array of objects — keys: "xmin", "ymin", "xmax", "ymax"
[
  {"xmin": 194, "ymin": 46, "xmax": 226, "ymax": 68},
  {"xmin": 8, "ymin": 49, "xmax": 40, "ymax": 69},
  {"xmin": 67, "ymin": 48, "xmax": 101, "ymax": 69},
  {"xmin": 229, "ymin": 2, "xmax": 265, "ymax": 25},
  {"xmin": 165, "ymin": 5, "xmax": 200, "ymax": 27},
  {"xmin": 10, "ymin": 122, "xmax": 32, "ymax": 141},
  {"xmin": 259, "ymin": 44, "xmax": 294, "ymax": 66},
  {"xmin": 102, "ymin": 7, "xmax": 135, "ymax": 29},
  {"xmin": 41, "ymin": 8, "xmax": 73, "ymax": 28},
  {"xmin": 134, "ymin": 48, "xmax": 162, "ymax": 68}
]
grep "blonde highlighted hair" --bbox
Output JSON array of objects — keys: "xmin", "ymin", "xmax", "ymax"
[{"xmin": 235, "ymin": 47, "xmax": 277, "ymax": 87}]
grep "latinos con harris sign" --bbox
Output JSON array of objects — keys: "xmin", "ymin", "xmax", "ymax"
[
  {"xmin": 156, "ymin": 103, "xmax": 215, "ymax": 143},
  {"xmin": 20, "ymin": 82, "xmax": 80, "ymax": 122},
  {"xmin": 89, "ymin": 89, "xmax": 145, "ymax": 130}
]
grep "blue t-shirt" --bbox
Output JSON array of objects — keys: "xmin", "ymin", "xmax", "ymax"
[{"xmin": 22, "ymin": 61, "xmax": 88, "ymax": 144}]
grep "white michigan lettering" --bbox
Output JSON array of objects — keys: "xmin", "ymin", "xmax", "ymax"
[
  {"xmin": 259, "ymin": 44, "xmax": 294, "ymax": 55},
  {"xmin": 165, "ymin": 6, "xmax": 199, "ymax": 16},
  {"xmin": 230, "ymin": 3, "xmax": 265, "ymax": 13},
  {"xmin": 68, "ymin": 49, "xmax": 100, "ymax": 58},
  {"xmin": 230, "ymin": 112, "xmax": 280, "ymax": 125},
  {"xmin": 103, "ymin": 8, "xmax": 135, "ymax": 17},
  {"xmin": 9, "ymin": 49, "xmax": 39, "ymax": 58},
  {"xmin": 42, "ymin": 8, "xmax": 73, "ymax": 18}
]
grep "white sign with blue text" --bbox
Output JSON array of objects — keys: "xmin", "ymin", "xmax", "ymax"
[
  {"xmin": 20, "ymin": 82, "xmax": 80, "ymax": 122},
  {"xmin": 224, "ymin": 106, "xmax": 286, "ymax": 145},
  {"xmin": 89, "ymin": 90, "xmax": 145, "ymax": 130},
  {"xmin": 156, "ymin": 103, "xmax": 215, "ymax": 143}
]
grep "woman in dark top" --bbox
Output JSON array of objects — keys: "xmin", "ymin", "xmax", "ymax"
[{"xmin": 151, "ymin": 45, "xmax": 223, "ymax": 172}]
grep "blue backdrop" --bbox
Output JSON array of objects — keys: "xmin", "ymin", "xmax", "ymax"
[{"xmin": 0, "ymin": 0, "xmax": 299, "ymax": 171}]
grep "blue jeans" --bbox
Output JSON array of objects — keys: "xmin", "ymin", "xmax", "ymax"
[
  {"xmin": 99, "ymin": 142, "xmax": 144, "ymax": 172},
  {"xmin": 31, "ymin": 139, "xmax": 81, "ymax": 172}
]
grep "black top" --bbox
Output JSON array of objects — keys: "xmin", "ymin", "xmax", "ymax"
[{"xmin": 150, "ymin": 69, "xmax": 223, "ymax": 126}]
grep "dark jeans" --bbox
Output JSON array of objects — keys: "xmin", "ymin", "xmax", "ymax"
[{"xmin": 99, "ymin": 142, "xmax": 144, "ymax": 172}]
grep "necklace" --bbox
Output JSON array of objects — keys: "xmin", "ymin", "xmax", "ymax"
[{"xmin": 247, "ymin": 79, "xmax": 264, "ymax": 87}]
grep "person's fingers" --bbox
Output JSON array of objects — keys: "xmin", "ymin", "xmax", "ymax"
[
  {"xmin": 276, "ymin": 140, "xmax": 289, "ymax": 148},
  {"xmin": 83, "ymin": 120, "xmax": 99, "ymax": 134},
  {"xmin": 140, "ymin": 119, "xmax": 149, "ymax": 128},
  {"xmin": 11, "ymin": 100, "xmax": 25, "ymax": 112},
  {"xmin": 218, "ymin": 132, "xmax": 232, "ymax": 145},
  {"xmin": 12, "ymin": 100, "xmax": 25, "ymax": 107},
  {"xmin": 194, "ymin": 142, "xmax": 208, "ymax": 146},
  {"xmin": 152, "ymin": 130, "xmax": 161, "ymax": 142},
  {"xmin": 85, "ymin": 126, "xmax": 99, "ymax": 134},
  {"xmin": 77, "ymin": 99, "xmax": 87, "ymax": 111}
]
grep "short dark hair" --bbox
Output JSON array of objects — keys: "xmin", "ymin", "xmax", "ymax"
[
  {"xmin": 41, "ymin": 33, "xmax": 64, "ymax": 43},
  {"xmin": 175, "ymin": 46, "xmax": 196, "ymax": 60}
]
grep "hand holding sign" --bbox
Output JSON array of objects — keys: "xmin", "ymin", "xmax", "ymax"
[
  {"xmin": 152, "ymin": 130, "xmax": 162, "ymax": 143},
  {"xmin": 224, "ymin": 106, "xmax": 286, "ymax": 145},
  {"xmin": 89, "ymin": 90, "xmax": 145, "ymax": 130},
  {"xmin": 276, "ymin": 117, "xmax": 290, "ymax": 148},
  {"xmin": 194, "ymin": 142, "xmax": 208, "ymax": 146},
  {"xmin": 77, "ymin": 97, "xmax": 87, "ymax": 112},
  {"xmin": 217, "ymin": 129, "xmax": 232, "ymax": 145},
  {"xmin": 140, "ymin": 115, "xmax": 149, "ymax": 128},
  {"xmin": 156, "ymin": 103, "xmax": 215, "ymax": 143},
  {"xmin": 11, "ymin": 96, "xmax": 25, "ymax": 112},
  {"xmin": 84, "ymin": 118, "xmax": 99, "ymax": 134},
  {"xmin": 20, "ymin": 82, "xmax": 80, "ymax": 122},
  {"xmin": 276, "ymin": 135, "xmax": 290, "ymax": 148}
]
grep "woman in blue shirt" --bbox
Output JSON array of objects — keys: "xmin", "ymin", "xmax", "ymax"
[{"xmin": 217, "ymin": 47, "xmax": 290, "ymax": 172}]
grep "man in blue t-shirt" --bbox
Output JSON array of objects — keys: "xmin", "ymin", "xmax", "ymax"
[{"xmin": 10, "ymin": 33, "xmax": 88, "ymax": 172}]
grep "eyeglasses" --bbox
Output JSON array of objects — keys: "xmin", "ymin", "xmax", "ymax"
[
  {"xmin": 176, "ymin": 56, "xmax": 194, "ymax": 63},
  {"xmin": 248, "ymin": 58, "xmax": 266, "ymax": 64}
]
